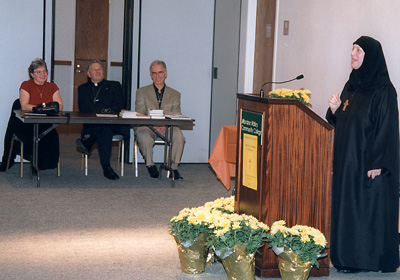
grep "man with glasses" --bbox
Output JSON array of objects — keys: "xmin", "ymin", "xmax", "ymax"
[
  {"xmin": 134, "ymin": 60, "xmax": 185, "ymax": 180},
  {"xmin": 76, "ymin": 60, "xmax": 129, "ymax": 180}
]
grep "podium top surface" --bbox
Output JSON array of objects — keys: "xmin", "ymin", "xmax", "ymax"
[{"xmin": 237, "ymin": 93, "xmax": 333, "ymax": 130}]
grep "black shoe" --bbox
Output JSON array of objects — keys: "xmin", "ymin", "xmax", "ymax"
[
  {"xmin": 169, "ymin": 169, "xmax": 183, "ymax": 181},
  {"xmin": 147, "ymin": 165, "xmax": 159, "ymax": 178},
  {"xmin": 103, "ymin": 165, "xmax": 119, "ymax": 180},
  {"xmin": 336, "ymin": 267, "xmax": 369, "ymax": 274},
  {"xmin": 76, "ymin": 135, "xmax": 96, "ymax": 155}
]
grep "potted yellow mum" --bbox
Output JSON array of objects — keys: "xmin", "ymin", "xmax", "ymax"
[
  {"xmin": 266, "ymin": 220, "xmax": 328, "ymax": 280},
  {"xmin": 168, "ymin": 196, "xmax": 234, "ymax": 274},
  {"xmin": 207, "ymin": 213, "xmax": 269, "ymax": 280},
  {"xmin": 169, "ymin": 206, "xmax": 219, "ymax": 274}
]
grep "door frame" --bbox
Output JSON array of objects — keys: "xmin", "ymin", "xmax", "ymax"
[{"xmin": 49, "ymin": 0, "xmax": 134, "ymax": 108}]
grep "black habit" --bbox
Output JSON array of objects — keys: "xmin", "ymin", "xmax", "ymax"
[{"xmin": 326, "ymin": 36, "xmax": 399, "ymax": 272}]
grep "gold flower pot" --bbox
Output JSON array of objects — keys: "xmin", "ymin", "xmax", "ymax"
[
  {"xmin": 277, "ymin": 249, "xmax": 312, "ymax": 280},
  {"xmin": 221, "ymin": 244, "xmax": 255, "ymax": 280},
  {"xmin": 173, "ymin": 232, "xmax": 208, "ymax": 274}
]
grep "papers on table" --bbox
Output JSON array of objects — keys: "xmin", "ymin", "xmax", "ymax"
[
  {"xmin": 165, "ymin": 114, "xmax": 192, "ymax": 120},
  {"xmin": 149, "ymin": 109, "xmax": 165, "ymax": 119},
  {"xmin": 119, "ymin": 110, "xmax": 192, "ymax": 120},
  {"xmin": 96, "ymin": 112, "xmax": 118, "ymax": 118},
  {"xmin": 120, "ymin": 110, "xmax": 150, "ymax": 119}
]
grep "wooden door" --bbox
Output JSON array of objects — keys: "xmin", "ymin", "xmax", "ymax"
[
  {"xmin": 253, "ymin": 0, "xmax": 276, "ymax": 93},
  {"xmin": 73, "ymin": 0, "xmax": 109, "ymax": 111}
]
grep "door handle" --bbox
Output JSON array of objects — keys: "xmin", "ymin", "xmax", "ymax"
[{"xmin": 75, "ymin": 64, "xmax": 84, "ymax": 73}]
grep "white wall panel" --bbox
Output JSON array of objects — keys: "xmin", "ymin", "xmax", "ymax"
[
  {"xmin": 237, "ymin": 0, "xmax": 257, "ymax": 94},
  {"xmin": 210, "ymin": 0, "xmax": 241, "ymax": 152},
  {"xmin": 0, "ymin": 0, "xmax": 47, "ymax": 160},
  {"xmin": 108, "ymin": 0, "xmax": 124, "ymax": 83},
  {"xmin": 136, "ymin": 0, "xmax": 215, "ymax": 163},
  {"xmin": 54, "ymin": 0, "xmax": 75, "ymax": 111}
]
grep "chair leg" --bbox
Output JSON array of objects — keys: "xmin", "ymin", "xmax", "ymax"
[
  {"xmin": 6, "ymin": 136, "xmax": 24, "ymax": 178},
  {"xmin": 117, "ymin": 141, "xmax": 121, "ymax": 171},
  {"xmin": 6, "ymin": 137, "xmax": 15, "ymax": 173},
  {"xmin": 84, "ymin": 154, "xmax": 88, "ymax": 176},
  {"xmin": 134, "ymin": 139, "xmax": 138, "ymax": 177},
  {"xmin": 132, "ymin": 139, "xmax": 136, "ymax": 172},
  {"xmin": 166, "ymin": 142, "xmax": 170, "ymax": 178},
  {"xmin": 57, "ymin": 155, "xmax": 61, "ymax": 177},
  {"xmin": 20, "ymin": 141, "xmax": 23, "ymax": 178},
  {"xmin": 121, "ymin": 139, "xmax": 124, "ymax": 177},
  {"xmin": 81, "ymin": 153, "xmax": 89, "ymax": 176}
]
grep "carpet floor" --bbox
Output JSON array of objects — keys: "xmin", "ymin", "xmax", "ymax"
[{"xmin": 0, "ymin": 132, "xmax": 398, "ymax": 279}]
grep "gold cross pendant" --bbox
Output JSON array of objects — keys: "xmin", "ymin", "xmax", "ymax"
[{"xmin": 342, "ymin": 99, "xmax": 349, "ymax": 111}]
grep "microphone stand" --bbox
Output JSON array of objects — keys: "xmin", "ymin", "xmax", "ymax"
[{"xmin": 260, "ymin": 75, "xmax": 304, "ymax": 98}]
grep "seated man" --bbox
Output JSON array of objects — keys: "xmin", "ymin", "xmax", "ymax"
[
  {"xmin": 76, "ymin": 60, "xmax": 129, "ymax": 180},
  {"xmin": 134, "ymin": 60, "xmax": 185, "ymax": 180}
]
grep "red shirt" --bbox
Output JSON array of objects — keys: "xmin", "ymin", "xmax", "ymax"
[{"xmin": 20, "ymin": 79, "xmax": 59, "ymax": 105}]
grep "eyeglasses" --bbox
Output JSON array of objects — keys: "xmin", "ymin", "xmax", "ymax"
[
  {"xmin": 151, "ymin": 71, "xmax": 165, "ymax": 76},
  {"xmin": 33, "ymin": 70, "xmax": 48, "ymax": 75}
]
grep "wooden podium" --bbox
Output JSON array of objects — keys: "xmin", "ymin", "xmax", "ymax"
[{"xmin": 235, "ymin": 93, "xmax": 334, "ymax": 278}]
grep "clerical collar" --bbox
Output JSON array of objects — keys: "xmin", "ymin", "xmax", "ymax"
[{"xmin": 92, "ymin": 80, "xmax": 104, "ymax": 87}]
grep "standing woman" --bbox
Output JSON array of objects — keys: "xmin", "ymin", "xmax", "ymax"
[
  {"xmin": 18, "ymin": 58, "xmax": 63, "ymax": 170},
  {"xmin": 326, "ymin": 36, "xmax": 399, "ymax": 273}
]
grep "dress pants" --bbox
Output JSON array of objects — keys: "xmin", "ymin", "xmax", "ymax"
[
  {"xmin": 81, "ymin": 124, "xmax": 129, "ymax": 167},
  {"xmin": 134, "ymin": 126, "xmax": 185, "ymax": 170}
]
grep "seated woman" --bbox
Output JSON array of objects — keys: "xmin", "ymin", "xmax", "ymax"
[{"xmin": 17, "ymin": 58, "xmax": 63, "ymax": 170}]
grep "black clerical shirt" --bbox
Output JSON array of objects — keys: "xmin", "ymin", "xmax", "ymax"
[{"xmin": 153, "ymin": 84, "xmax": 165, "ymax": 108}]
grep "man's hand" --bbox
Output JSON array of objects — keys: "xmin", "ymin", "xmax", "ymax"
[
  {"xmin": 154, "ymin": 125, "xmax": 166, "ymax": 136},
  {"xmin": 328, "ymin": 93, "xmax": 341, "ymax": 114},
  {"xmin": 367, "ymin": 169, "xmax": 381, "ymax": 179}
]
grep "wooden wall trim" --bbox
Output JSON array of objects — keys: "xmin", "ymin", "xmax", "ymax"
[
  {"xmin": 54, "ymin": 60, "xmax": 72, "ymax": 65},
  {"xmin": 253, "ymin": 0, "xmax": 276, "ymax": 94},
  {"xmin": 110, "ymin": 61, "xmax": 123, "ymax": 67},
  {"xmin": 53, "ymin": 60, "xmax": 123, "ymax": 67}
]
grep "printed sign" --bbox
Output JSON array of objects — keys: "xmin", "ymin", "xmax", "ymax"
[
  {"xmin": 242, "ymin": 133, "xmax": 258, "ymax": 190},
  {"xmin": 240, "ymin": 110, "xmax": 263, "ymax": 145}
]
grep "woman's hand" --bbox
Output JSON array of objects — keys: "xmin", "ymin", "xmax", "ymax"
[
  {"xmin": 367, "ymin": 169, "xmax": 381, "ymax": 179},
  {"xmin": 328, "ymin": 93, "xmax": 341, "ymax": 114},
  {"xmin": 52, "ymin": 90, "xmax": 63, "ymax": 111}
]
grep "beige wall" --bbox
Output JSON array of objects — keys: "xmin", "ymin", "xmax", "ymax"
[{"xmin": 274, "ymin": 0, "xmax": 400, "ymax": 118}]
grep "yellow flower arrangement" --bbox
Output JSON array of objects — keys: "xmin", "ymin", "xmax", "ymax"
[
  {"xmin": 169, "ymin": 206, "xmax": 219, "ymax": 245},
  {"xmin": 268, "ymin": 88, "xmax": 311, "ymax": 106},
  {"xmin": 169, "ymin": 196, "xmax": 234, "ymax": 245},
  {"xmin": 170, "ymin": 197, "xmax": 330, "ymax": 279},
  {"xmin": 204, "ymin": 196, "xmax": 234, "ymax": 214},
  {"xmin": 207, "ymin": 213, "xmax": 269, "ymax": 259},
  {"xmin": 266, "ymin": 220, "xmax": 327, "ymax": 268}
]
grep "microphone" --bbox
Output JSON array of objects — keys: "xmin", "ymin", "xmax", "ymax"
[{"xmin": 260, "ymin": 74, "xmax": 304, "ymax": 97}]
